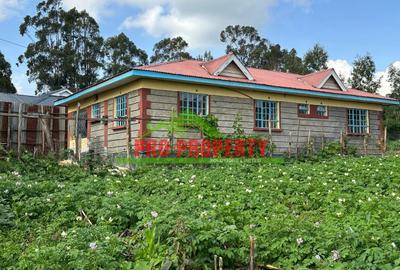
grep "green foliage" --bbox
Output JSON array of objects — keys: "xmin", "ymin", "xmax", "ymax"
[
  {"xmin": 348, "ymin": 54, "xmax": 381, "ymax": 93},
  {"xmin": 19, "ymin": 0, "xmax": 104, "ymax": 93},
  {"xmin": 0, "ymin": 50, "xmax": 16, "ymax": 93},
  {"xmin": 220, "ymin": 25, "xmax": 270, "ymax": 68},
  {"xmin": 388, "ymin": 64, "xmax": 400, "ymax": 99},
  {"xmin": 303, "ymin": 44, "xmax": 328, "ymax": 74},
  {"xmin": 384, "ymin": 105, "xmax": 400, "ymax": 139},
  {"xmin": 150, "ymin": 36, "xmax": 192, "ymax": 64},
  {"xmin": 196, "ymin": 51, "xmax": 213, "ymax": 62},
  {"xmin": 104, "ymin": 33, "xmax": 148, "ymax": 76},
  {"xmin": 2, "ymin": 155, "xmax": 400, "ymax": 269}
]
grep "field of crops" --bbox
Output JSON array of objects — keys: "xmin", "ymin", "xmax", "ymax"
[{"xmin": 1, "ymin": 154, "xmax": 400, "ymax": 269}]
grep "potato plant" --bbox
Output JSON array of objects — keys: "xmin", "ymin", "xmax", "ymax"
[{"xmin": 1, "ymin": 154, "xmax": 400, "ymax": 269}]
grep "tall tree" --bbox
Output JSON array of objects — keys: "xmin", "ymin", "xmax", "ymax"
[
  {"xmin": 388, "ymin": 64, "xmax": 400, "ymax": 98},
  {"xmin": 0, "ymin": 51, "xmax": 16, "ymax": 93},
  {"xmin": 104, "ymin": 33, "xmax": 148, "ymax": 76},
  {"xmin": 19, "ymin": 0, "xmax": 104, "ymax": 94},
  {"xmin": 303, "ymin": 44, "xmax": 328, "ymax": 73},
  {"xmin": 220, "ymin": 25, "xmax": 269, "ymax": 68},
  {"xmin": 348, "ymin": 54, "xmax": 381, "ymax": 93},
  {"xmin": 196, "ymin": 50, "xmax": 213, "ymax": 62},
  {"xmin": 150, "ymin": 36, "xmax": 192, "ymax": 64},
  {"xmin": 282, "ymin": 49, "xmax": 306, "ymax": 74}
]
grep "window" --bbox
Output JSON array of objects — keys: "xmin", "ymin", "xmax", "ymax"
[
  {"xmin": 92, "ymin": 103, "xmax": 101, "ymax": 120},
  {"xmin": 255, "ymin": 100, "xmax": 279, "ymax": 129},
  {"xmin": 75, "ymin": 110, "xmax": 87, "ymax": 138},
  {"xmin": 179, "ymin": 92, "xmax": 209, "ymax": 117},
  {"xmin": 115, "ymin": 95, "xmax": 127, "ymax": 127},
  {"xmin": 298, "ymin": 104, "xmax": 310, "ymax": 115},
  {"xmin": 347, "ymin": 109, "xmax": 369, "ymax": 134},
  {"xmin": 316, "ymin": 105, "xmax": 328, "ymax": 117}
]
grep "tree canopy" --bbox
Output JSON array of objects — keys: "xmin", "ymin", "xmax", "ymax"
[
  {"xmin": 19, "ymin": 0, "xmax": 103, "ymax": 94},
  {"xmin": 104, "ymin": 33, "xmax": 148, "ymax": 76},
  {"xmin": 303, "ymin": 44, "xmax": 328, "ymax": 73},
  {"xmin": 0, "ymin": 51, "xmax": 16, "ymax": 93},
  {"xmin": 150, "ymin": 36, "xmax": 192, "ymax": 64},
  {"xmin": 348, "ymin": 54, "xmax": 381, "ymax": 93}
]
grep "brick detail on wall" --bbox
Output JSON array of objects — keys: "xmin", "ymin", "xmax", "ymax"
[{"xmin": 138, "ymin": 88, "xmax": 151, "ymax": 137}]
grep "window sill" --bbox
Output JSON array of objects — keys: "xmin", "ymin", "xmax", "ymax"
[
  {"xmin": 347, "ymin": 133, "xmax": 369, "ymax": 137},
  {"xmin": 253, "ymin": 128, "xmax": 283, "ymax": 133},
  {"xmin": 298, "ymin": 114, "xmax": 329, "ymax": 119},
  {"xmin": 112, "ymin": 126, "xmax": 127, "ymax": 131}
]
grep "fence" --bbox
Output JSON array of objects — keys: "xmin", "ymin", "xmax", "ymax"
[{"xmin": 0, "ymin": 102, "xmax": 67, "ymax": 156}]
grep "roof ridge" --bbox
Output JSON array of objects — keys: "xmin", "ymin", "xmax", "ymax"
[
  {"xmin": 137, "ymin": 58, "xmax": 195, "ymax": 69},
  {"xmin": 299, "ymin": 68, "xmax": 333, "ymax": 78}
]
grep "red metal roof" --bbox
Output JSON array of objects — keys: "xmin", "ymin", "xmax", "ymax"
[{"xmin": 135, "ymin": 55, "xmax": 394, "ymax": 101}]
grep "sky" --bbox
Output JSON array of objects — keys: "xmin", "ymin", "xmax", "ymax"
[{"xmin": 0, "ymin": 0, "xmax": 399, "ymax": 96}]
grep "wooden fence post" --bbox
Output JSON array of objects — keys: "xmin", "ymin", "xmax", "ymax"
[
  {"xmin": 75, "ymin": 103, "xmax": 80, "ymax": 160},
  {"xmin": 17, "ymin": 103, "xmax": 23, "ymax": 158},
  {"xmin": 6, "ymin": 104, "xmax": 11, "ymax": 149},
  {"xmin": 249, "ymin": 236, "xmax": 255, "ymax": 270}
]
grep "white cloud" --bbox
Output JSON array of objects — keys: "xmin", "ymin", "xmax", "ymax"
[
  {"xmin": 63, "ymin": 0, "xmax": 113, "ymax": 20},
  {"xmin": 12, "ymin": 71, "xmax": 35, "ymax": 95},
  {"xmin": 327, "ymin": 59, "xmax": 353, "ymax": 82},
  {"xmin": 120, "ymin": 0, "xmax": 277, "ymax": 49},
  {"xmin": 0, "ymin": 0, "xmax": 25, "ymax": 21},
  {"xmin": 328, "ymin": 59, "xmax": 400, "ymax": 96}
]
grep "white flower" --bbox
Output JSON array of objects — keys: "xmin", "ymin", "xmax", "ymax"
[
  {"xmin": 336, "ymin": 212, "xmax": 342, "ymax": 217},
  {"xmin": 314, "ymin": 221, "xmax": 320, "ymax": 227},
  {"xmin": 315, "ymin": 254, "xmax": 322, "ymax": 261},
  {"xmin": 106, "ymin": 191, "xmax": 114, "ymax": 197},
  {"xmin": 76, "ymin": 216, "xmax": 82, "ymax": 221},
  {"xmin": 296, "ymin": 238, "xmax": 304, "ymax": 246},
  {"xmin": 344, "ymin": 173, "xmax": 349, "ymax": 176},
  {"xmin": 4, "ymin": 189, "xmax": 8, "ymax": 194},
  {"xmin": 352, "ymin": 179, "xmax": 356, "ymax": 184},
  {"xmin": 12, "ymin": 171, "xmax": 20, "ymax": 177},
  {"xmin": 151, "ymin": 211, "xmax": 158, "ymax": 218},
  {"xmin": 89, "ymin": 242, "xmax": 97, "ymax": 250},
  {"xmin": 368, "ymin": 197, "xmax": 372, "ymax": 202},
  {"xmin": 200, "ymin": 211, "xmax": 207, "ymax": 217},
  {"xmin": 197, "ymin": 194, "xmax": 203, "ymax": 200},
  {"xmin": 212, "ymin": 204, "xmax": 217, "ymax": 208},
  {"xmin": 245, "ymin": 189, "xmax": 252, "ymax": 193},
  {"xmin": 105, "ymin": 236, "xmax": 110, "ymax": 241},
  {"xmin": 392, "ymin": 242, "xmax": 397, "ymax": 248},
  {"xmin": 191, "ymin": 175, "xmax": 196, "ymax": 179},
  {"xmin": 15, "ymin": 181, "xmax": 21, "ymax": 186},
  {"xmin": 331, "ymin": 250, "xmax": 340, "ymax": 261},
  {"xmin": 307, "ymin": 176, "xmax": 312, "ymax": 180},
  {"xmin": 108, "ymin": 217, "xmax": 113, "ymax": 222},
  {"xmin": 116, "ymin": 204, "xmax": 121, "ymax": 209},
  {"xmin": 225, "ymin": 201, "xmax": 230, "ymax": 206},
  {"xmin": 46, "ymin": 198, "xmax": 51, "ymax": 202},
  {"xmin": 61, "ymin": 231, "xmax": 67, "ymax": 237}
]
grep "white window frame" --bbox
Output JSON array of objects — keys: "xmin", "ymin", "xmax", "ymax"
[{"xmin": 255, "ymin": 100, "xmax": 280, "ymax": 129}]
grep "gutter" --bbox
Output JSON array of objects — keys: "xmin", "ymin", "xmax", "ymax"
[{"xmin": 55, "ymin": 69, "xmax": 400, "ymax": 106}]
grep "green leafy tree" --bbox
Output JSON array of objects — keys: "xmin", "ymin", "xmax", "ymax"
[
  {"xmin": 388, "ymin": 64, "xmax": 400, "ymax": 99},
  {"xmin": 0, "ymin": 51, "xmax": 16, "ymax": 93},
  {"xmin": 263, "ymin": 44, "xmax": 284, "ymax": 71},
  {"xmin": 104, "ymin": 33, "xmax": 148, "ymax": 76},
  {"xmin": 303, "ymin": 44, "xmax": 328, "ymax": 73},
  {"xmin": 196, "ymin": 50, "xmax": 213, "ymax": 62},
  {"xmin": 150, "ymin": 36, "xmax": 192, "ymax": 64},
  {"xmin": 220, "ymin": 25, "xmax": 270, "ymax": 68},
  {"xmin": 282, "ymin": 48, "xmax": 306, "ymax": 74},
  {"xmin": 348, "ymin": 54, "xmax": 381, "ymax": 93},
  {"xmin": 19, "ymin": 0, "xmax": 104, "ymax": 94}
]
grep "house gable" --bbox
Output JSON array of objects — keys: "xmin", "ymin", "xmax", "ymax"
[
  {"xmin": 318, "ymin": 69, "xmax": 347, "ymax": 91},
  {"xmin": 204, "ymin": 53, "xmax": 254, "ymax": 80}
]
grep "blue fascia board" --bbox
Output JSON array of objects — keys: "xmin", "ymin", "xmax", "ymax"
[{"xmin": 55, "ymin": 69, "xmax": 400, "ymax": 106}]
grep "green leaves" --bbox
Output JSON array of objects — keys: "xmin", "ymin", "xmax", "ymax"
[{"xmin": 1, "ymin": 155, "xmax": 400, "ymax": 269}]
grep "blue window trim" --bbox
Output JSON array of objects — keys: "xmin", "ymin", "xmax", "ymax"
[
  {"xmin": 347, "ymin": 108, "xmax": 369, "ymax": 134},
  {"xmin": 255, "ymin": 100, "xmax": 279, "ymax": 129},
  {"xmin": 92, "ymin": 103, "xmax": 100, "ymax": 119},
  {"xmin": 55, "ymin": 70, "xmax": 400, "ymax": 106}
]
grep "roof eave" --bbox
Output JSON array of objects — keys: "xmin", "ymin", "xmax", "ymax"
[{"xmin": 55, "ymin": 69, "xmax": 400, "ymax": 106}]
